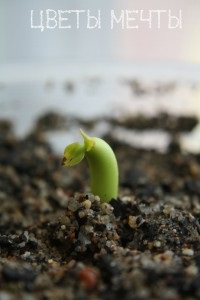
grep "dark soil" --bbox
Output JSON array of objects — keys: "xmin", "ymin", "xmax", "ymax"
[
  {"xmin": 0, "ymin": 115, "xmax": 200, "ymax": 300},
  {"xmin": 110, "ymin": 113, "xmax": 198, "ymax": 132}
]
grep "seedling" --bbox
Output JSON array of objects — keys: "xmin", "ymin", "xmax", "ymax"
[{"xmin": 62, "ymin": 129, "xmax": 118, "ymax": 202}]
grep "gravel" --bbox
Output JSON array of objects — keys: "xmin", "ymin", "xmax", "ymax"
[{"xmin": 0, "ymin": 115, "xmax": 200, "ymax": 300}]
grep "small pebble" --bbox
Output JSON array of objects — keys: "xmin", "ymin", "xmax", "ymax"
[
  {"xmin": 78, "ymin": 266, "xmax": 99, "ymax": 290},
  {"xmin": 22, "ymin": 251, "xmax": 31, "ymax": 259},
  {"xmin": 153, "ymin": 240, "xmax": 161, "ymax": 248},
  {"xmin": 185, "ymin": 264, "xmax": 198, "ymax": 276},
  {"xmin": 60, "ymin": 225, "xmax": 66, "ymax": 230},
  {"xmin": 82, "ymin": 200, "xmax": 91, "ymax": 209},
  {"xmin": 128, "ymin": 216, "xmax": 137, "ymax": 229},
  {"xmin": 101, "ymin": 203, "xmax": 113, "ymax": 214},
  {"xmin": 68, "ymin": 199, "xmax": 80, "ymax": 212},
  {"xmin": 182, "ymin": 248, "xmax": 194, "ymax": 256}
]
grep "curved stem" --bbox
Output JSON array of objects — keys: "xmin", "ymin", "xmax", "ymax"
[{"xmin": 62, "ymin": 130, "xmax": 118, "ymax": 202}]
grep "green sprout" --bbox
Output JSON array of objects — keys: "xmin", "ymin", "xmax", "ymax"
[{"xmin": 62, "ymin": 129, "xmax": 118, "ymax": 202}]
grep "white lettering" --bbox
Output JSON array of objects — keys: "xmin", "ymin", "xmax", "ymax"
[
  {"xmin": 30, "ymin": 9, "xmax": 183, "ymax": 31},
  {"xmin": 71, "ymin": 10, "xmax": 85, "ymax": 29},
  {"xmin": 111, "ymin": 10, "xmax": 125, "ymax": 29},
  {"xmin": 58, "ymin": 10, "xmax": 71, "ymax": 29},
  {"xmin": 152, "ymin": 10, "xmax": 166, "ymax": 29},
  {"xmin": 168, "ymin": 9, "xmax": 182, "ymax": 29},
  {"xmin": 87, "ymin": 10, "xmax": 101, "ymax": 29},
  {"xmin": 126, "ymin": 10, "xmax": 138, "ymax": 29},
  {"xmin": 46, "ymin": 9, "xmax": 57, "ymax": 29},
  {"xmin": 30, "ymin": 10, "xmax": 44, "ymax": 32},
  {"xmin": 140, "ymin": 10, "xmax": 152, "ymax": 28}
]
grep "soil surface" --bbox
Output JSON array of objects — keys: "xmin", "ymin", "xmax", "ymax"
[{"xmin": 0, "ymin": 114, "xmax": 200, "ymax": 300}]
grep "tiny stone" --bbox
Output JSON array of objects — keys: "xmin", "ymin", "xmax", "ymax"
[
  {"xmin": 84, "ymin": 225, "xmax": 93, "ymax": 233},
  {"xmin": 101, "ymin": 203, "xmax": 113, "ymax": 214},
  {"xmin": 61, "ymin": 225, "xmax": 66, "ymax": 230},
  {"xmin": 59, "ymin": 215, "xmax": 71, "ymax": 226},
  {"xmin": 185, "ymin": 265, "xmax": 198, "ymax": 276},
  {"xmin": 188, "ymin": 213, "xmax": 195, "ymax": 221},
  {"xmin": 18, "ymin": 242, "xmax": 26, "ymax": 248},
  {"xmin": 76, "ymin": 262, "xmax": 85, "ymax": 270},
  {"xmin": 22, "ymin": 251, "xmax": 31, "ymax": 259},
  {"xmin": 82, "ymin": 200, "xmax": 91, "ymax": 209},
  {"xmin": 163, "ymin": 205, "xmax": 171, "ymax": 215},
  {"xmin": 153, "ymin": 240, "xmax": 161, "ymax": 248},
  {"xmin": 182, "ymin": 248, "xmax": 194, "ymax": 256},
  {"xmin": 67, "ymin": 260, "xmax": 76, "ymax": 269},
  {"xmin": 68, "ymin": 199, "xmax": 80, "ymax": 212},
  {"xmin": 24, "ymin": 231, "xmax": 29, "ymax": 241},
  {"xmin": 78, "ymin": 210, "xmax": 87, "ymax": 218},
  {"xmin": 128, "ymin": 216, "xmax": 137, "ymax": 229},
  {"xmin": 94, "ymin": 195, "xmax": 101, "ymax": 203},
  {"xmin": 122, "ymin": 196, "xmax": 132, "ymax": 202},
  {"xmin": 48, "ymin": 259, "xmax": 54, "ymax": 264}
]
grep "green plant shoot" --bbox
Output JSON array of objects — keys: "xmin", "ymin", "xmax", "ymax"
[{"xmin": 62, "ymin": 129, "xmax": 118, "ymax": 202}]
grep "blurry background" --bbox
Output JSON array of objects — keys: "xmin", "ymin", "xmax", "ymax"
[{"xmin": 0, "ymin": 0, "xmax": 200, "ymax": 152}]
